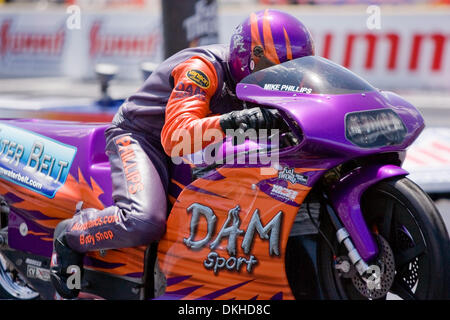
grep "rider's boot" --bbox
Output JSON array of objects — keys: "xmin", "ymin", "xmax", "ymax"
[{"xmin": 50, "ymin": 219, "xmax": 84, "ymax": 299}]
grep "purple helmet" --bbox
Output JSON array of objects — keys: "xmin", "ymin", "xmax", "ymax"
[{"xmin": 229, "ymin": 9, "xmax": 315, "ymax": 83}]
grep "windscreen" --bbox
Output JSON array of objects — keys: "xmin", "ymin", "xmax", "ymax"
[{"xmin": 241, "ymin": 56, "xmax": 376, "ymax": 95}]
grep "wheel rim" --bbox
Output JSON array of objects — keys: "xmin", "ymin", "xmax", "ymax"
[
  {"xmin": 379, "ymin": 192, "xmax": 429, "ymax": 300},
  {"xmin": 0, "ymin": 254, "xmax": 39, "ymax": 300},
  {"xmin": 329, "ymin": 190, "xmax": 431, "ymax": 300}
]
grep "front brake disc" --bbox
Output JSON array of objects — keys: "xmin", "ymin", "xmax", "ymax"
[{"xmin": 351, "ymin": 234, "xmax": 396, "ymax": 299}]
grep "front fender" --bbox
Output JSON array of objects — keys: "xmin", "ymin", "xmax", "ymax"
[{"xmin": 328, "ymin": 164, "xmax": 409, "ymax": 261}]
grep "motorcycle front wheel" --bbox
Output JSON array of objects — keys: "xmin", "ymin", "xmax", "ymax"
[{"xmin": 317, "ymin": 177, "xmax": 449, "ymax": 300}]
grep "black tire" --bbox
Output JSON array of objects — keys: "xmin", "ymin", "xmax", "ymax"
[{"xmin": 317, "ymin": 177, "xmax": 450, "ymax": 300}]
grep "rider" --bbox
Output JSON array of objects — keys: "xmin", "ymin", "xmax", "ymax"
[{"xmin": 50, "ymin": 9, "xmax": 315, "ymax": 298}]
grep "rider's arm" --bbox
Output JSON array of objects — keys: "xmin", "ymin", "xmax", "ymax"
[{"xmin": 161, "ymin": 56, "xmax": 224, "ymax": 157}]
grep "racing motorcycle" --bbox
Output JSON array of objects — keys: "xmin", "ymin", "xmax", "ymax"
[{"xmin": 0, "ymin": 55, "xmax": 448, "ymax": 300}]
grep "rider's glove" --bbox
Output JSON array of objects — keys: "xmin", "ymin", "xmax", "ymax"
[{"xmin": 219, "ymin": 107, "xmax": 283, "ymax": 132}]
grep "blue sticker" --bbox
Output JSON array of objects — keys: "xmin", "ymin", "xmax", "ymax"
[{"xmin": 0, "ymin": 123, "xmax": 77, "ymax": 198}]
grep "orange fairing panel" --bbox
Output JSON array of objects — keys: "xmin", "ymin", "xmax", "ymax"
[
  {"xmin": 84, "ymin": 246, "xmax": 147, "ymax": 280},
  {"xmin": 157, "ymin": 167, "xmax": 313, "ymax": 300},
  {"xmin": 0, "ymin": 169, "xmax": 145, "ymax": 279}
]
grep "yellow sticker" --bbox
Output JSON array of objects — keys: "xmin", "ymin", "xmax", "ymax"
[{"xmin": 186, "ymin": 69, "xmax": 210, "ymax": 89}]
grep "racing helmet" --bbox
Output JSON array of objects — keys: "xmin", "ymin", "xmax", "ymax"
[{"xmin": 229, "ymin": 9, "xmax": 315, "ymax": 83}]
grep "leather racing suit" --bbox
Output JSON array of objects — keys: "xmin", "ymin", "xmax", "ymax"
[{"xmin": 62, "ymin": 44, "xmax": 243, "ymax": 253}]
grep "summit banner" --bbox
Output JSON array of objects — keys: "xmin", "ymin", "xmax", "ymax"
[
  {"xmin": 0, "ymin": 7, "xmax": 449, "ymax": 90},
  {"xmin": 0, "ymin": 12, "xmax": 68, "ymax": 77},
  {"xmin": 218, "ymin": 8, "xmax": 450, "ymax": 90},
  {"xmin": 0, "ymin": 10, "xmax": 162, "ymax": 80}
]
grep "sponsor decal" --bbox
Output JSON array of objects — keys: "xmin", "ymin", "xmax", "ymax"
[
  {"xmin": 26, "ymin": 265, "xmax": 36, "ymax": 278},
  {"xmin": 27, "ymin": 265, "xmax": 50, "ymax": 282},
  {"xmin": 25, "ymin": 258, "xmax": 42, "ymax": 267},
  {"xmin": 79, "ymin": 229, "xmax": 114, "ymax": 247},
  {"xmin": 114, "ymin": 135, "xmax": 144, "ymax": 195},
  {"xmin": 263, "ymin": 83, "xmax": 312, "ymax": 94},
  {"xmin": 36, "ymin": 267, "xmax": 51, "ymax": 282},
  {"xmin": 71, "ymin": 214, "xmax": 120, "ymax": 232},
  {"xmin": 231, "ymin": 24, "xmax": 246, "ymax": 54},
  {"xmin": 270, "ymin": 184, "xmax": 298, "ymax": 202},
  {"xmin": 184, "ymin": 203, "xmax": 282, "ymax": 274},
  {"xmin": 0, "ymin": 123, "xmax": 77, "ymax": 198},
  {"xmin": 278, "ymin": 166, "xmax": 309, "ymax": 185},
  {"xmin": 186, "ymin": 69, "xmax": 210, "ymax": 89},
  {"xmin": 173, "ymin": 82, "xmax": 207, "ymax": 101}
]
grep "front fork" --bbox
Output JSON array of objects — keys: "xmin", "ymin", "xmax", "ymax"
[{"xmin": 327, "ymin": 164, "xmax": 408, "ymax": 274}]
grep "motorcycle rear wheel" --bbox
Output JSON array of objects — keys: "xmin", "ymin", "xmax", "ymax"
[
  {"xmin": 0, "ymin": 253, "xmax": 39, "ymax": 300},
  {"xmin": 317, "ymin": 177, "xmax": 449, "ymax": 300}
]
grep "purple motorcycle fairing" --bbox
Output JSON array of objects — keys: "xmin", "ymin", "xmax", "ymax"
[
  {"xmin": 2, "ymin": 119, "xmax": 114, "ymax": 206},
  {"xmin": 235, "ymin": 82, "xmax": 424, "ymax": 262},
  {"xmin": 328, "ymin": 164, "xmax": 408, "ymax": 261},
  {"xmin": 1, "ymin": 58, "xmax": 425, "ymax": 269},
  {"xmin": 236, "ymin": 84, "xmax": 424, "ymax": 158},
  {"xmin": 1, "ymin": 119, "xmax": 114, "ymax": 258}
]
